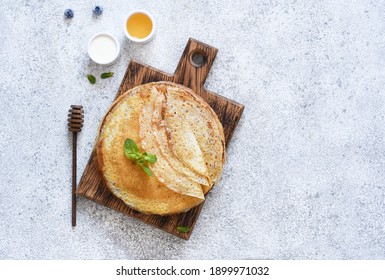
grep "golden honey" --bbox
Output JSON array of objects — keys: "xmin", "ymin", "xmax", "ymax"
[{"xmin": 126, "ymin": 13, "xmax": 153, "ymax": 39}]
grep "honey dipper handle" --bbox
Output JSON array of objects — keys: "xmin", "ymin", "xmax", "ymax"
[{"xmin": 72, "ymin": 132, "xmax": 77, "ymax": 227}]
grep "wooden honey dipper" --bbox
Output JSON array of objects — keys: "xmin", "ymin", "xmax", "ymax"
[{"xmin": 68, "ymin": 105, "xmax": 84, "ymax": 227}]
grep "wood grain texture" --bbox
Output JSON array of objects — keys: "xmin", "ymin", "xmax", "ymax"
[{"xmin": 77, "ymin": 38, "xmax": 244, "ymax": 239}]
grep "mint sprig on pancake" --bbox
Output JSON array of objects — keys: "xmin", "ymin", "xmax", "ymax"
[{"xmin": 124, "ymin": 138, "xmax": 157, "ymax": 176}]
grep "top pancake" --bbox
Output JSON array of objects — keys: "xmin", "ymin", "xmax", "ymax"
[{"xmin": 97, "ymin": 82, "xmax": 225, "ymax": 215}]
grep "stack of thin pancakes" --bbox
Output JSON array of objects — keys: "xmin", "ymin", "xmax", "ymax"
[{"xmin": 97, "ymin": 82, "xmax": 225, "ymax": 215}]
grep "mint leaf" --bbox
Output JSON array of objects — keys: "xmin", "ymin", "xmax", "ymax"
[
  {"xmin": 87, "ymin": 74, "xmax": 96, "ymax": 84},
  {"xmin": 123, "ymin": 138, "xmax": 156, "ymax": 177},
  {"xmin": 141, "ymin": 165, "xmax": 154, "ymax": 177},
  {"xmin": 101, "ymin": 72, "xmax": 114, "ymax": 79},
  {"xmin": 124, "ymin": 138, "xmax": 139, "ymax": 153},
  {"xmin": 177, "ymin": 226, "xmax": 190, "ymax": 233},
  {"xmin": 144, "ymin": 154, "xmax": 157, "ymax": 163},
  {"xmin": 125, "ymin": 153, "xmax": 139, "ymax": 160}
]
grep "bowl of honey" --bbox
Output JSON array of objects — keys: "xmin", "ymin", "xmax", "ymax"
[{"xmin": 124, "ymin": 10, "xmax": 155, "ymax": 44}]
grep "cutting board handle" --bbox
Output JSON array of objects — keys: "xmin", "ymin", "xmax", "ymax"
[{"xmin": 173, "ymin": 38, "xmax": 218, "ymax": 95}]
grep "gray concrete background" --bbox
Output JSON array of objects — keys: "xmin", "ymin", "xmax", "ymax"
[{"xmin": 1, "ymin": 0, "xmax": 385, "ymax": 259}]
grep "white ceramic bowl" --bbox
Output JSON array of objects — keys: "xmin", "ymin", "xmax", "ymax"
[
  {"xmin": 123, "ymin": 10, "xmax": 155, "ymax": 44},
  {"xmin": 87, "ymin": 32, "xmax": 120, "ymax": 66}
]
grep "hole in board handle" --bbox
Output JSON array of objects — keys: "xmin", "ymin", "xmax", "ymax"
[{"xmin": 190, "ymin": 51, "xmax": 207, "ymax": 67}]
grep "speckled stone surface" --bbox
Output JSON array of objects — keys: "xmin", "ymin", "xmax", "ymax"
[{"xmin": 1, "ymin": 0, "xmax": 385, "ymax": 259}]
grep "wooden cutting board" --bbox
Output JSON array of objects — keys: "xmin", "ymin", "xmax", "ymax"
[{"xmin": 77, "ymin": 38, "xmax": 244, "ymax": 240}]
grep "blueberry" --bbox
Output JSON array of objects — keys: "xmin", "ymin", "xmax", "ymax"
[
  {"xmin": 93, "ymin": 6, "xmax": 103, "ymax": 16},
  {"xmin": 64, "ymin": 9, "xmax": 74, "ymax": 19}
]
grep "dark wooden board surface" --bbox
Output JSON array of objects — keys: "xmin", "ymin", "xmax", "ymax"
[{"xmin": 76, "ymin": 38, "xmax": 244, "ymax": 239}]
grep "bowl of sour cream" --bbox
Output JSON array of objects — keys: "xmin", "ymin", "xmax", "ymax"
[{"xmin": 87, "ymin": 32, "xmax": 120, "ymax": 65}]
